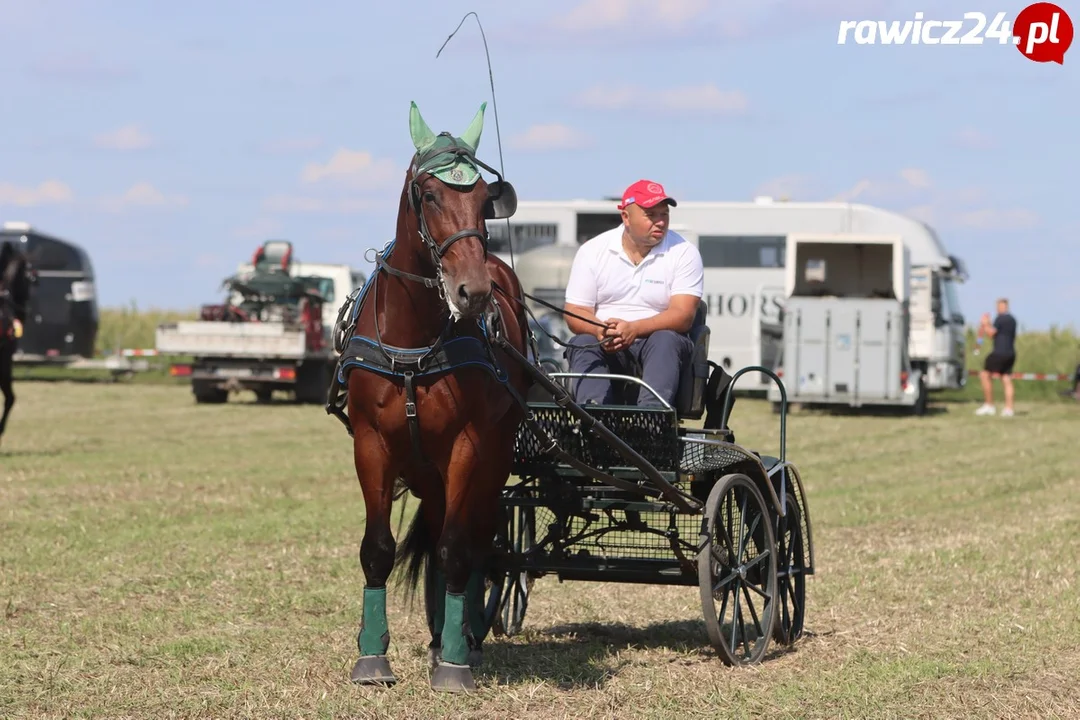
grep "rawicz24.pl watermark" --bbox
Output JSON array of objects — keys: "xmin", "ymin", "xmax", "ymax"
[{"xmin": 837, "ymin": 2, "xmax": 1074, "ymax": 64}]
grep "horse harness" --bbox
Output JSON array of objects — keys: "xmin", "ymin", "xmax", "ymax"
[{"xmin": 325, "ymin": 135, "xmax": 535, "ymax": 465}]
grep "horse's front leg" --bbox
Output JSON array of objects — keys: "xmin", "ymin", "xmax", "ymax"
[
  {"xmin": 350, "ymin": 428, "xmax": 400, "ymax": 686},
  {"xmin": 430, "ymin": 430, "xmax": 510, "ymax": 693}
]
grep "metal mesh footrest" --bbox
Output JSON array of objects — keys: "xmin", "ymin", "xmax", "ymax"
[
  {"xmin": 678, "ymin": 435, "xmax": 758, "ymax": 474},
  {"xmin": 513, "ymin": 403, "xmax": 680, "ymax": 472}
]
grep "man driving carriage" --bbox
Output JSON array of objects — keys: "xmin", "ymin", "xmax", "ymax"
[{"xmin": 562, "ymin": 179, "xmax": 705, "ymax": 408}]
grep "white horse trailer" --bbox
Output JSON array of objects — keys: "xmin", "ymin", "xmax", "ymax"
[{"xmin": 492, "ymin": 197, "xmax": 968, "ymax": 393}]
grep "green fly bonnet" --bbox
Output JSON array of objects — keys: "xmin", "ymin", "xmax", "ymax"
[{"xmin": 408, "ymin": 101, "xmax": 518, "ymax": 236}]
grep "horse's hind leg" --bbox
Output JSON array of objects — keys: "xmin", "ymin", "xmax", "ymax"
[
  {"xmin": 350, "ymin": 432, "xmax": 400, "ymax": 686},
  {"xmin": 0, "ymin": 355, "xmax": 13, "ymax": 446}
]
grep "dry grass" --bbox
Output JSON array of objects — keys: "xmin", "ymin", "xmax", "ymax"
[{"xmin": 2, "ymin": 383, "xmax": 1079, "ymax": 719}]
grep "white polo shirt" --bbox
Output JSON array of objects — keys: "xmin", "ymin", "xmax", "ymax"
[{"xmin": 564, "ymin": 226, "xmax": 704, "ymax": 322}]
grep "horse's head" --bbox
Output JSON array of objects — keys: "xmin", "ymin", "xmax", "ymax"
[{"xmin": 400, "ymin": 101, "xmax": 517, "ymax": 321}]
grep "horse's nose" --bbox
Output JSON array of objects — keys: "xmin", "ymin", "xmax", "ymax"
[{"xmin": 457, "ymin": 281, "xmax": 492, "ymax": 314}]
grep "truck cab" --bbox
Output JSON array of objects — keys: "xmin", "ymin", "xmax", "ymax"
[{"xmin": 908, "ymin": 260, "xmax": 967, "ymax": 391}]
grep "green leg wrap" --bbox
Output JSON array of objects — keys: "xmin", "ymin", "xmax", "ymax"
[
  {"xmin": 358, "ymin": 586, "xmax": 390, "ymax": 657},
  {"xmin": 466, "ymin": 570, "xmax": 487, "ymax": 643},
  {"xmin": 440, "ymin": 591, "xmax": 469, "ymax": 666}
]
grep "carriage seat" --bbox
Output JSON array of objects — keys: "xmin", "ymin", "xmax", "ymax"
[{"xmin": 674, "ymin": 299, "xmax": 710, "ymax": 420}]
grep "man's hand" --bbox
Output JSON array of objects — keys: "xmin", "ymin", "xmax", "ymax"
[{"xmin": 603, "ymin": 318, "xmax": 639, "ymax": 352}]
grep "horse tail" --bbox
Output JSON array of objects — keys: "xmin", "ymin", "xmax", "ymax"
[{"xmin": 394, "ymin": 499, "xmax": 435, "ymax": 602}]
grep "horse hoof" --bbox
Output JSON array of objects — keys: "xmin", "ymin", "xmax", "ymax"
[
  {"xmin": 429, "ymin": 647, "xmax": 482, "ymax": 669},
  {"xmin": 431, "ymin": 662, "xmax": 477, "ymax": 693},
  {"xmin": 350, "ymin": 655, "xmax": 397, "ymax": 686}
]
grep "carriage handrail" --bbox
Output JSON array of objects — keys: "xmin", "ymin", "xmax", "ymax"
[
  {"xmin": 495, "ymin": 335, "xmax": 702, "ymax": 513},
  {"xmin": 547, "ymin": 372, "xmax": 674, "ymax": 412},
  {"xmin": 719, "ymin": 364, "xmax": 787, "ymax": 464}
]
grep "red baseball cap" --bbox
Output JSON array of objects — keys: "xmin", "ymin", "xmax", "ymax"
[{"xmin": 617, "ymin": 179, "xmax": 677, "ymax": 210}]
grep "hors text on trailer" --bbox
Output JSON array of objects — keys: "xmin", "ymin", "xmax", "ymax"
[{"xmin": 493, "ymin": 198, "xmax": 968, "ymax": 393}]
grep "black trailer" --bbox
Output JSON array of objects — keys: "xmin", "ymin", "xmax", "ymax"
[{"xmin": 1, "ymin": 222, "xmax": 99, "ymax": 363}]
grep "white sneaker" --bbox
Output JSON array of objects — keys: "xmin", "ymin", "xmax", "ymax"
[
  {"xmin": 975, "ymin": 404, "xmax": 996, "ymax": 416},
  {"xmin": 1001, "ymin": 408, "xmax": 1014, "ymax": 417}
]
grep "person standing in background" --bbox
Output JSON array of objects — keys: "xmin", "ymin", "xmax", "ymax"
[{"xmin": 975, "ymin": 298, "xmax": 1018, "ymax": 417}]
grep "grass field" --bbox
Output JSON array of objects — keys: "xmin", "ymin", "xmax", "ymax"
[{"xmin": 2, "ymin": 380, "xmax": 1078, "ymax": 719}]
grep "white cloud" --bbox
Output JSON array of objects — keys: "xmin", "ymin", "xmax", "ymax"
[
  {"xmin": 261, "ymin": 194, "xmax": 382, "ymax": 215},
  {"xmin": 899, "ymin": 167, "xmax": 931, "ymax": 189},
  {"xmin": 259, "ymin": 136, "xmax": 323, "ymax": 154},
  {"xmin": 831, "ymin": 167, "xmax": 932, "ymax": 203},
  {"xmin": 754, "ymin": 174, "xmax": 815, "ymax": 200},
  {"xmin": 813, "ymin": 167, "xmax": 1039, "ymax": 232},
  {"xmin": 300, "ymin": 148, "xmax": 399, "ymax": 190},
  {"xmin": 509, "ymin": 123, "xmax": 590, "ymax": 152},
  {"xmin": 576, "ymin": 83, "xmax": 749, "ymax": 116},
  {"xmin": 951, "ymin": 208, "xmax": 1040, "ymax": 231},
  {"xmin": 952, "ymin": 126, "xmax": 997, "ymax": 150},
  {"xmin": 100, "ymin": 182, "xmax": 188, "ymax": 212},
  {"xmin": 232, "ymin": 217, "xmax": 283, "ymax": 239},
  {"xmin": 254, "ymin": 148, "xmax": 401, "ymax": 217},
  {"xmin": 29, "ymin": 52, "xmax": 133, "ymax": 84},
  {"xmin": 553, "ymin": 0, "xmax": 709, "ymax": 32},
  {"xmin": 94, "ymin": 124, "xmax": 154, "ymax": 150},
  {"xmin": 0, "ymin": 180, "xmax": 74, "ymax": 206}
]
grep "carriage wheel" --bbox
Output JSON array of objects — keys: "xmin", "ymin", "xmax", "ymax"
[
  {"xmin": 493, "ymin": 505, "xmax": 535, "ymax": 638},
  {"xmin": 423, "ymin": 555, "xmax": 504, "ymax": 646},
  {"xmin": 698, "ymin": 472, "xmax": 778, "ymax": 666},
  {"xmin": 773, "ymin": 491, "xmax": 806, "ymax": 646}
]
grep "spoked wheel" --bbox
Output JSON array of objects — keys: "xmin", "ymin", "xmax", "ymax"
[
  {"xmin": 493, "ymin": 505, "xmax": 535, "ymax": 637},
  {"xmin": 698, "ymin": 472, "xmax": 778, "ymax": 666},
  {"xmin": 773, "ymin": 491, "xmax": 807, "ymax": 646}
]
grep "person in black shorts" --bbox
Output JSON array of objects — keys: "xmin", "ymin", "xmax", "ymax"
[{"xmin": 976, "ymin": 298, "xmax": 1017, "ymax": 417}]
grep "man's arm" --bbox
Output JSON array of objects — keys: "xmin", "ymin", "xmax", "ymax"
[
  {"xmin": 564, "ymin": 302, "xmax": 608, "ymax": 339},
  {"xmin": 562, "ymin": 244, "xmax": 605, "ymax": 338},
  {"xmin": 631, "ymin": 294, "xmax": 700, "ymax": 335}
]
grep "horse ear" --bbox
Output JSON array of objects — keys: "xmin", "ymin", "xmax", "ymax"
[
  {"xmin": 409, "ymin": 101, "xmax": 437, "ymax": 153},
  {"xmin": 459, "ymin": 101, "xmax": 486, "ymax": 153}
]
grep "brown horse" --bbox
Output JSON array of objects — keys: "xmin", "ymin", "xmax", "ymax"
[
  {"xmin": 1, "ymin": 241, "xmax": 35, "ymax": 448},
  {"xmin": 328, "ymin": 101, "xmax": 531, "ymax": 692}
]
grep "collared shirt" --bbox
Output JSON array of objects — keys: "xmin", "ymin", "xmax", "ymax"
[{"xmin": 564, "ymin": 226, "xmax": 704, "ymax": 322}]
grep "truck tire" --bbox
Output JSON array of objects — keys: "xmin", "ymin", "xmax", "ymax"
[
  {"xmin": 193, "ymin": 381, "xmax": 228, "ymax": 404},
  {"xmin": 912, "ymin": 375, "xmax": 928, "ymax": 416}
]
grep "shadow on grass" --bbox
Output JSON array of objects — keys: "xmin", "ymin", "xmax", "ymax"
[
  {"xmin": 787, "ymin": 403, "xmax": 950, "ymax": 418},
  {"xmin": 477, "ymin": 619, "xmax": 799, "ymax": 689}
]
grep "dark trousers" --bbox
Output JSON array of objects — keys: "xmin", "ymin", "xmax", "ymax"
[{"xmin": 565, "ymin": 329, "xmax": 693, "ymax": 408}]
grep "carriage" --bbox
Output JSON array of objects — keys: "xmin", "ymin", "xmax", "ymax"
[
  {"xmin": 418, "ymin": 300, "xmax": 816, "ymax": 667},
  {"xmin": 330, "ymin": 98, "xmax": 815, "ymax": 691}
]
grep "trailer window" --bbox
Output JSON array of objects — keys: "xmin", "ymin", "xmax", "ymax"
[
  {"xmin": 487, "ymin": 223, "xmax": 559, "ymax": 255},
  {"xmin": 576, "ymin": 213, "xmax": 621, "ymax": 244},
  {"xmin": 699, "ymin": 236, "xmax": 786, "ymax": 268}
]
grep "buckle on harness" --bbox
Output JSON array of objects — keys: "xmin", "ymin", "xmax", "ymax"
[{"xmin": 403, "ymin": 370, "xmax": 418, "ymax": 418}]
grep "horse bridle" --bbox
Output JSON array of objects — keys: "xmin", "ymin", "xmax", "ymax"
[{"xmin": 374, "ymin": 133, "xmax": 517, "ymax": 297}]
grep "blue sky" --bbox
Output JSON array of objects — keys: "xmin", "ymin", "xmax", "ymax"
[{"xmin": 1, "ymin": 0, "xmax": 1076, "ymax": 330}]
